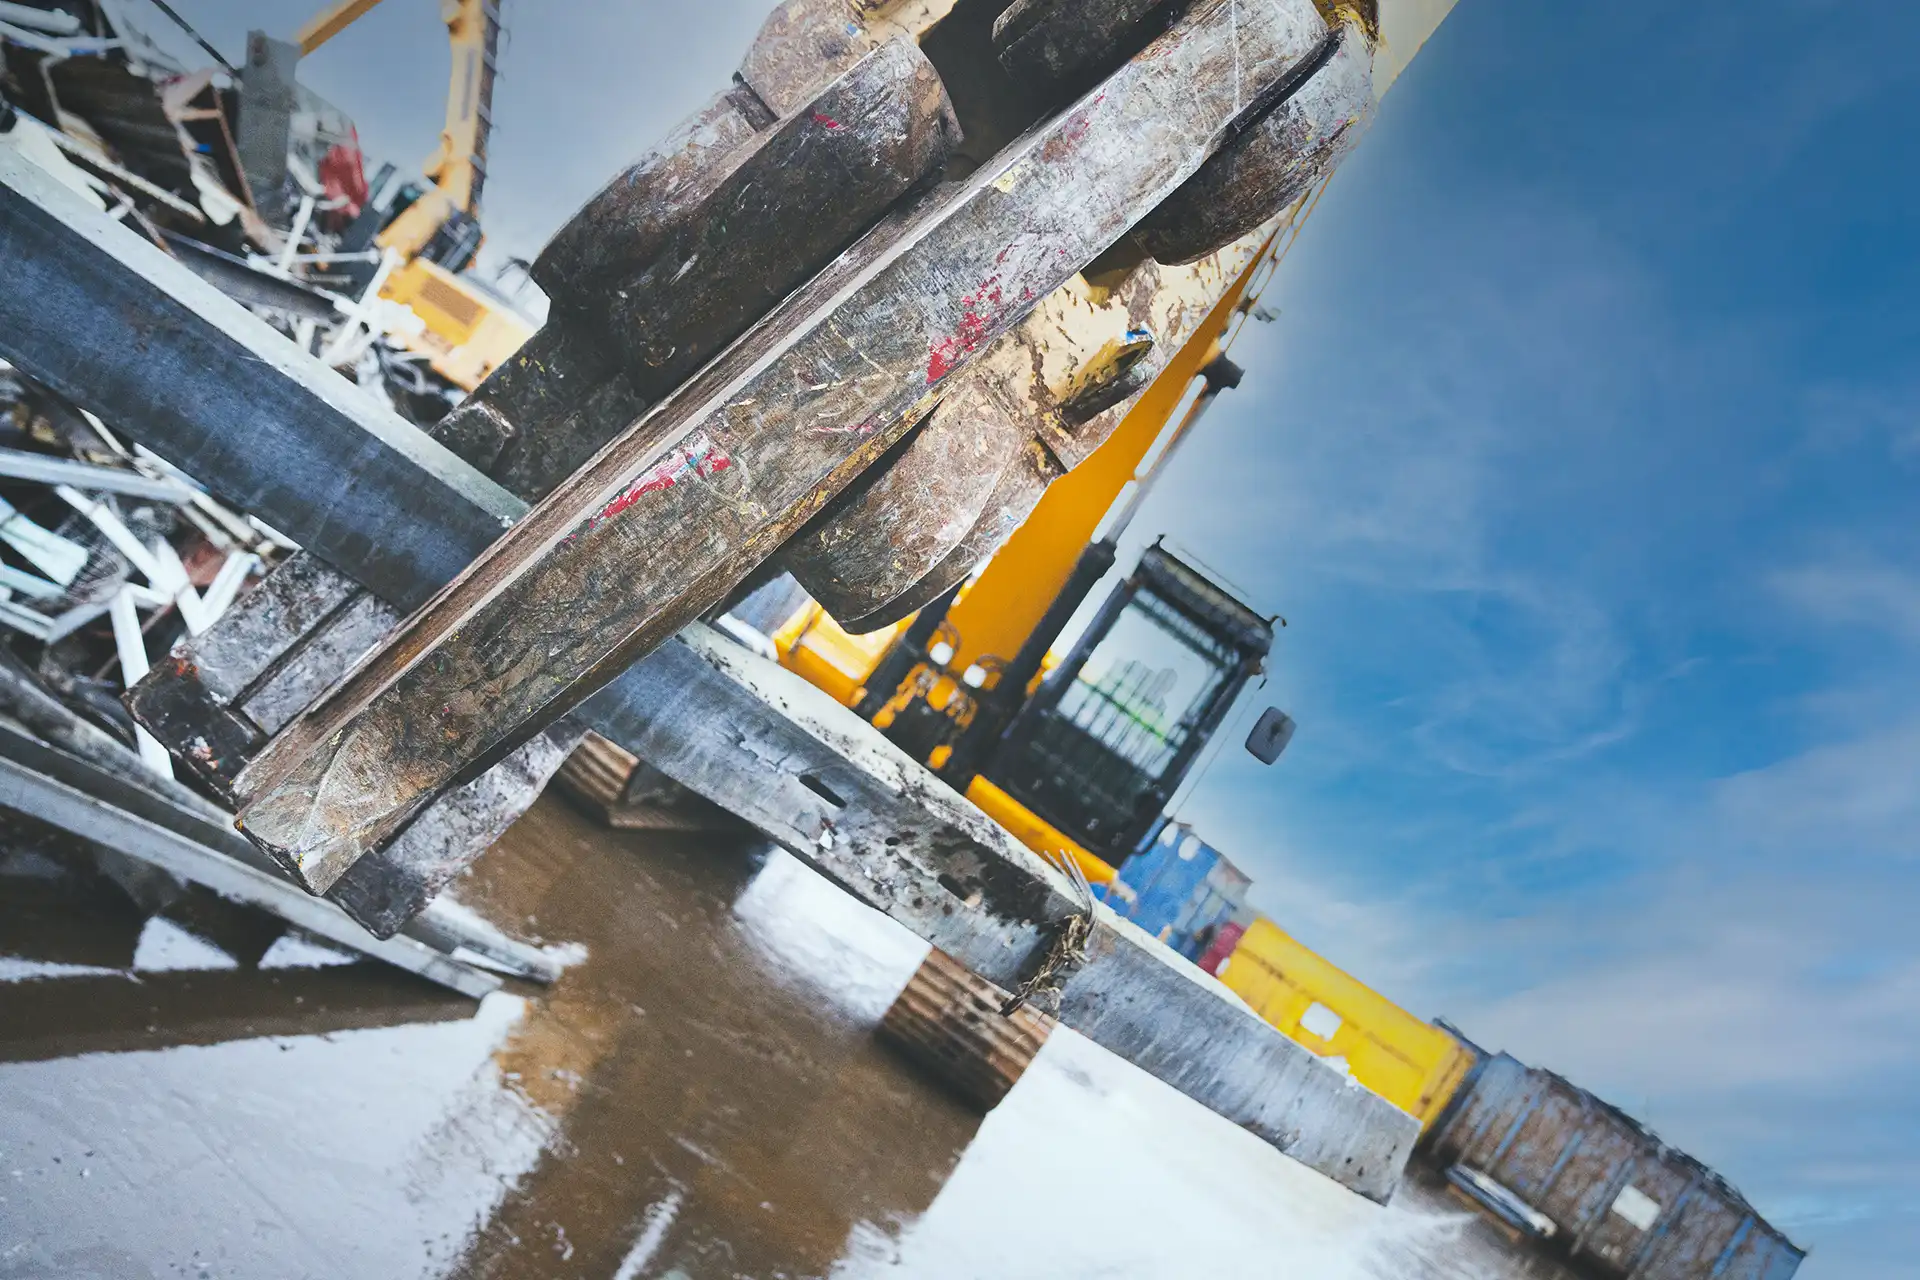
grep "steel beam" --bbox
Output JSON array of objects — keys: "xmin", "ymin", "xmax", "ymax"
[{"xmin": 0, "ymin": 729, "xmax": 500, "ymax": 1000}]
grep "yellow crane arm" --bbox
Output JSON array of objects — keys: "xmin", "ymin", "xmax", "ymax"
[
  {"xmin": 294, "ymin": 0, "xmax": 502, "ymax": 260},
  {"xmin": 373, "ymin": 0, "xmax": 501, "ymax": 259},
  {"xmin": 293, "ymin": 0, "xmax": 388, "ymax": 57},
  {"xmin": 419, "ymin": 0, "xmax": 499, "ymax": 213}
]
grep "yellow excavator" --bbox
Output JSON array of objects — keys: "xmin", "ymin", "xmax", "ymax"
[
  {"xmin": 760, "ymin": 0, "xmax": 1461, "ymax": 890},
  {"xmin": 759, "ymin": 189, "xmax": 1491, "ymax": 1134},
  {"xmin": 767, "ymin": 210, "xmax": 1300, "ymax": 888},
  {"xmin": 293, "ymin": 0, "xmax": 533, "ymax": 391}
]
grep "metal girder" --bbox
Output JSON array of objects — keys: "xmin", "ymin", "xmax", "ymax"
[
  {"xmin": 0, "ymin": 728, "xmax": 501, "ymax": 1000},
  {"xmin": 0, "ymin": 122, "xmax": 1420, "ymax": 1200},
  {"xmin": 0, "ymin": 445, "xmax": 199, "ymax": 502},
  {"xmin": 0, "ymin": 645, "xmax": 558, "ymax": 989}
]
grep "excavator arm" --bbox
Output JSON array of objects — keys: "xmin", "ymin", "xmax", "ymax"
[
  {"xmin": 293, "ymin": 0, "xmax": 504, "ymax": 262},
  {"xmin": 293, "ymin": 0, "xmax": 387, "ymax": 56},
  {"xmin": 376, "ymin": 0, "xmax": 503, "ymax": 262}
]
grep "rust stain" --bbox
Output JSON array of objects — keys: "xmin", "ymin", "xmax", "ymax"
[{"xmin": 1039, "ymin": 95, "xmax": 1104, "ymax": 164}]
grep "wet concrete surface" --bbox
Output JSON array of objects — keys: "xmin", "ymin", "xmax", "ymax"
[{"xmin": 1, "ymin": 794, "xmax": 1583, "ymax": 1279}]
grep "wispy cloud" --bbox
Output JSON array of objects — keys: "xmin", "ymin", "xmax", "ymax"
[
  {"xmin": 1771, "ymin": 561, "xmax": 1920, "ymax": 643},
  {"xmin": 1139, "ymin": 10, "xmax": 1920, "ymax": 1268},
  {"xmin": 1802, "ymin": 382, "xmax": 1920, "ymax": 464}
]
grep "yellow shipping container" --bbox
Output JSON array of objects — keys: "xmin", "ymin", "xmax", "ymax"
[{"xmin": 1217, "ymin": 917, "xmax": 1475, "ymax": 1130}]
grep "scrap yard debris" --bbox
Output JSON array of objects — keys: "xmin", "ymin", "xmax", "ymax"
[
  {"xmin": 0, "ymin": 0, "xmax": 528, "ymax": 423},
  {"xmin": 0, "ymin": 0, "xmax": 560, "ymax": 994},
  {"xmin": 0, "ymin": 0, "xmax": 531, "ymax": 774}
]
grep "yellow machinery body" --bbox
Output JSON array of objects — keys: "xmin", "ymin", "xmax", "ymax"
[
  {"xmin": 772, "ymin": 604, "xmax": 910, "ymax": 710},
  {"xmin": 965, "ymin": 776, "xmax": 1119, "ymax": 887},
  {"xmin": 1216, "ymin": 916, "xmax": 1478, "ymax": 1129},
  {"xmin": 379, "ymin": 255, "xmax": 534, "ymax": 391},
  {"xmin": 939, "ymin": 291, "xmax": 1254, "ymax": 677}
]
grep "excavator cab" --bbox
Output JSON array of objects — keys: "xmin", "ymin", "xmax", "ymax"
[
  {"xmin": 979, "ymin": 544, "xmax": 1274, "ymax": 869},
  {"xmin": 335, "ymin": 163, "xmax": 482, "ymax": 276}
]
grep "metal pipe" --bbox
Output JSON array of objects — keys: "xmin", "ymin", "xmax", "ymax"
[
  {"xmin": 0, "ymin": 2, "xmax": 80, "ymax": 35},
  {"xmin": 0, "ymin": 445, "xmax": 200, "ymax": 502},
  {"xmin": 942, "ymin": 537, "xmax": 1118, "ymax": 787},
  {"xmin": 0, "ymin": 729, "xmax": 500, "ymax": 999},
  {"xmin": 0, "ymin": 20, "xmax": 119, "ymax": 56}
]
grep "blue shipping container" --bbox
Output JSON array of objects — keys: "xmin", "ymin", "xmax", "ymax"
[{"xmin": 1100, "ymin": 820, "xmax": 1251, "ymax": 962}]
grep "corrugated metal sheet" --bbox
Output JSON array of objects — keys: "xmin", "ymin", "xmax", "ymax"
[
  {"xmin": 1425, "ymin": 1049, "xmax": 1804, "ymax": 1280},
  {"xmin": 1216, "ymin": 918, "xmax": 1477, "ymax": 1129},
  {"xmin": 1102, "ymin": 820, "xmax": 1251, "ymax": 961}
]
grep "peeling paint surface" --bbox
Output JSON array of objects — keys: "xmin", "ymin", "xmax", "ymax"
[{"xmin": 579, "ymin": 438, "xmax": 735, "ymax": 537}]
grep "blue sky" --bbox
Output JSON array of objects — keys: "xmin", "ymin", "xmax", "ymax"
[
  {"xmin": 1142, "ymin": 4, "xmax": 1918, "ymax": 1274},
  {"xmin": 143, "ymin": 1, "xmax": 1913, "ymax": 1274}
]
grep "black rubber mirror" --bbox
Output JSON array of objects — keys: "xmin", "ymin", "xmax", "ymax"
[{"xmin": 1246, "ymin": 708, "xmax": 1295, "ymax": 765}]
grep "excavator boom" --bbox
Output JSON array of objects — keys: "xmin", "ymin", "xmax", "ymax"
[
  {"xmin": 294, "ymin": 0, "xmax": 388, "ymax": 57},
  {"xmin": 375, "ymin": 0, "xmax": 504, "ymax": 261}
]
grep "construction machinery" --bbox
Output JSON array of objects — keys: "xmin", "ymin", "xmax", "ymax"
[
  {"xmin": 207, "ymin": 0, "xmax": 1394, "ymax": 897},
  {"xmin": 765, "ymin": 230, "xmax": 1293, "ymax": 886},
  {"xmin": 0, "ymin": 3, "xmax": 1816, "ymax": 1260},
  {"xmin": 279, "ymin": 0, "xmax": 532, "ymax": 391}
]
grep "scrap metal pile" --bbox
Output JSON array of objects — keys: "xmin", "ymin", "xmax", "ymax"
[
  {"xmin": 0, "ymin": 1, "xmax": 563, "ymax": 990},
  {"xmin": 0, "ymin": 0, "xmax": 512, "ymax": 421},
  {"xmin": 0, "ymin": 0, "xmax": 526, "ymax": 770}
]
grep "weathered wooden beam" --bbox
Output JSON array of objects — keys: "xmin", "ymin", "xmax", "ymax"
[
  {"xmin": 122, "ymin": 545, "xmax": 583, "ymax": 940},
  {"xmin": 534, "ymin": 40, "xmax": 957, "ymax": 399},
  {"xmin": 231, "ymin": 0, "xmax": 1336, "ymax": 893}
]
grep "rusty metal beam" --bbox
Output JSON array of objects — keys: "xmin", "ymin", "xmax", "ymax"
[{"xmin": 0, "ymin": 729, "xmax": 502, "ymax": 1000}]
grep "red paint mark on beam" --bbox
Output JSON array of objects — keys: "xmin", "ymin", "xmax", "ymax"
[
  {"xmin": 570, "ymin": 437, "xmax": 733, "ymax": 542},
  {"xmin": 927, "ymin": 283, "xmax": 1007, "ymax": 384},
  {"xmin": 812, "ymin": 112, "xmax": 844, "ymax": 129}
]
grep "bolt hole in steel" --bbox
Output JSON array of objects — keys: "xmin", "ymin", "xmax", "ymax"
[
  {"xmin": 799, "ymin": 773, "xmax": 849, "ymax": 809},
  {"xmin": 938, "ymin": 873, "xmax": 986, "ymax": 908}
]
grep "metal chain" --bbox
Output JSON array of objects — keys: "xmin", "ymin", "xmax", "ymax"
[{"xmin": 1001, "ymin": 848, "xmax": 1098, "ymax": 1018}]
